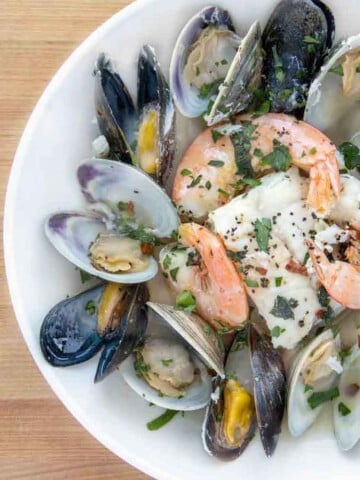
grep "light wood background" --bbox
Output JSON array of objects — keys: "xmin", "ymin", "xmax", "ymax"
[{"xmin": 0, "ymin": 1, "xmax": 151, "ymax": 478}]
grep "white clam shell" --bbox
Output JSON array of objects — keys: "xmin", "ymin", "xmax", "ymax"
[
  {"xmin": 333, "ymin": 346, "xmax": 360, "ymax": 451},
  {"xmin": 45, "ymin": 158, "xmax": 179, "ymax": 284},
  {"xmin": 304, "ymin": 34, "xmax": 360, "ymax": 144},
  {"xmin": 287, "ymin": 329, "xmax": 341, "ymax": 437},
  {"xmin": 120, "ymin": 350, "xmax": 211, "ymax": 411}
]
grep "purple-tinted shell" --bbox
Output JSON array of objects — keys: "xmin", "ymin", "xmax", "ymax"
[{"xmin": 170, "ymin": 6, "xmax": 235, "ymax": 118}]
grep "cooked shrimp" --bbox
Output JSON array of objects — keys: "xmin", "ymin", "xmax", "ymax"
[
  {"xmin": 172, "ymin": 127, "xmax": 238, "ymax": 221},
  {"xmin": 160, "ymin": 223, "xmax": 248, "ymax": 329},
  {"xmin": 237, "ymin": 113, "xmax": 340, "ymax": 214},
  {"xmin": 307, "ymin": 240, "xmax": 360, "ymax": 309},
  {"xmin": 172, "ymin": 113, "xmax": 340, "ymax": 220}
]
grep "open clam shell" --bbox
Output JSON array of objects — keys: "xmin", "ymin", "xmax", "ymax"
[
  {"xmin": 46, "ymin": 159, "xmax": 179, "ymax": 284},
  {"xmin": 169, "ymin": 6, "xmax": 238, "ymax": 119},
  {"xmin": 287, "ymin": 329, "xmax": 342, "ymax": 437},
  {"xmin": 304, "ymin": 34, "xmax": 360, "ymax": 144},
  {"xmin": 333, "ymin": 345, "xmax": 360, "ymax": 451}
]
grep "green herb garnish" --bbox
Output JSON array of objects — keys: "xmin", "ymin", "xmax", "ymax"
[
  {"xmin": 302, "ymin": 252, "xmax": 310, "ymax": 266},
  {"xmin": 78, "ymin": 268, "xmax": 93, "ymax": 283},
  {"xmin": 211, "ymin": 130, "xmax": 224, "ymax": 143},
  {"xmin": 254, "ymin": 217, "xmax": 272, "ymax": 252},
  {"xmin": 307, "ymin": 387, "xmax": 340, "ymax": 409},
  {"xmin": 162, "ymin": 254, "xmax": 172, "ymax": 270},
  {"xmin": 189, "ymin": 175, "xmax": 202, "ymax": 188},
  {"xmin": 147, "ymin": 409, "xmax": 179, "ymax": 431},
  {"xmin": 275, "ymin": 277, "xmax": 283, "ymax": 287},
  {"xmin": 175, "ymin": 290, "xmax": 196, "ymax": 313},
  {"xmin": 271, "ymin": 326, "xmax": 286, "ymax": 338},
  {"xmin": 198, "ymin": 80, "xmax": 222, "ymax": 99},
  {"xmin": 208, "ymin": 160, "xmax": 224, "ymax": 167},
  {"xmin": 245, "ymin": 279, "xmax": 259, "ymax": 288},
  {"xmin": 338, "ymin": 142, "xmax": 360, "ymax": 170},
  {"xmin": 180, "ymin": 168, "xmax": 192, "ymax": 176},
  {"xmin": 85, "ymin": 300, "xmax": 96, "ymax": 315},
  {"xmin": 205, "ymin": 180, "xmax": 212, "ymax": 190},
  {"xmin": 338, "ymin": 402, "xmax": 351, "ymax": 416},
  {"xmin": 161, "ymin": 359, "xmax": 173, "ymax": 367},
  {"xmin": 270, "ymin": 296, "xmax": 298, "ymax": 320},
  {"xmin": 218, "ymin": 188, "xmax": 230, "ymax": 197},
  {"xmin": 169, "ymin": 267, "xmax": 179, "ymax": 281},
  {"xmin": 303, "ymin": 35, "xmax": 321, "ymax": 45},
  {"xmin": 329, "ymin": 64, "xmax": 344, "ymax": 76},
  {"xmin": 262, "ymin": 139, "xmax": 292, "ymax": 171}
]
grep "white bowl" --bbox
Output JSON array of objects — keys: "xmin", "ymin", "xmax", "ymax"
[{"xmin": 4, "ymin": 0, "xmax": 360, "ymax": 478}]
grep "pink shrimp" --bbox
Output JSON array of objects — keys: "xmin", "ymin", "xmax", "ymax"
[
  {"xmin": 307, "ymin": 240, "xmax": 360, "ymax": 309},
  {"xmin": 178, "ymin": 223, "xmax": 248, "ymax": 329},
  {"xmin": 172, "ymin": 113, "xmax": 340, "ymax": 220}
]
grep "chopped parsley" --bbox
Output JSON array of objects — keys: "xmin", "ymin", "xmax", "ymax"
[
  {"xmin": 175, "ymin": 290, "xmax": 196, "ymax": 313},
  {"xmin": 302, "ymin": 252, "xmax": 310, "ymax": 266},
  {"xmin": 117, "ymin": 222, "xmax": 157, "ymax": 246},
  {"xmin": 218, "ymin": 188, "xmax": 230, "ymax": 197},
  {"xmin": 338, "ymin": 142, "xmax": 360, "ymax": 170},
  {"xmin": 230, "ymin": 327, "xmax": 249, "ymax": 351},
  {"xmin": 272, "ymin": 45, "xmax": 284, "ymax": 83},
  {"xmin": 275, "ymin": 277, "xmax": 283, "ymax": 287},
  {"xmin": 162, "ymin": 254, "xmax": 172, "ymax": 270},
  {"xmin": 147, "ymin": 409, "xmax": 179, "ymax": 430},
  {"xmin": 203, "ymin": 324, "xmax": 212, "ymax": 335},
  {"xmin": 161, "ymin": 359, "xmax": 173, "ymax": 367},
  {"xmin": 211, "ymin": 130, "xmax": 224, "ymax": 143},
  {"xmin": 189, "ymin": 174, "xmax": 202, "ymax": 188},
  {"xmin": 304, "ymin": 384, "xmax": 313, "ymax": 393},
  {"xmin": 262, "ymin": 139, "xmax": 292, "ymax": 171},
  {"xmin": 134, "ymin": 351, "xmax": 151, "ymax": 379},
  {"xmin": 77, "ymin": 268, "xmax": 94, "ymax": 283},
  {"xmin": 230, "ymin": 122, "xmax": 257, "ymax": 177},
  {"xmin": 186, "ymin": 249, "xmax": 201, "ymax": 267},
  {"xmin": 85, "ymin": 300, "xmax": 96, "ymax": 315},
  {"xmin": 117, "ymin": 201, "xmax": 130, "ymax": 211},
  {"xmin": 180, "ymin": 168, "xmax": 192, "ymax": 176},
  {"xmin": 253, "ymin": 148, "xmax": 263, "ymax": 158},
  {"xmin": 208, "ymin": 160, "xmax": 224, "ymax": 167},
  {"xmin": 220, "ymin": 58, "xmax": 228, "ymax": 65},
  {"xmin": 309, "ymin": 147, "xmax": 317, "ymax": 155},
  {"xmin": 270, "ymin": 296, "xmax": 298, "ymax": 320},
  {"xmin": 169, "ymin": 267, "xmax": 179, "ymax": 281},
  {"xmin": 195, "ymin": 66, "xmax": 200, "ymax": 76},
  {"xmin": 307, "ymin": 387, "xmax": 340, "ymax": 409},
  {"xmin": 338, "ymin": 402, "xmax": 351, "ymax": 416},
  {"xmin": 198, "ymin": 80, "xmax": 222, "ymax": 99},
  {"xmin": 271, "ymin": 326, "xmax": 286, "ymax": 338},
  {"xmin": 303, "ymin": 35, "xmax": 321, "ymax": 45},
  {"xmin": 329, "ymin": 64, "xmax": 344, "ymax": 76},
  {"xmin": 245, "ymin": 279, "xmax": 259, "ymax": 288},
  {"xmin": 339, "ymin": 347, "xmax": 352, "ymax": 363},
  {"xmin": 254, "ymin": 217, "xmax": 272, "ymax": 252},
  {"xmin": 205, "ymin": 180, "xmax": 212, "ymax": 190},
  {"xmin": 226, "ymin": 250, "xmax": 247, "ymax": 262}
]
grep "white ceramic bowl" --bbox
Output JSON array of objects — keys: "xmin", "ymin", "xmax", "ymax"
[{"xmin": 4, "ymin": 0, "xmax": 360, "ymax": 478}]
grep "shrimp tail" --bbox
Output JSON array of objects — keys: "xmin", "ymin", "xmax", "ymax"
[{"xmin": 307, "ymin": 240, "xmax": 360, "ymax": 309}]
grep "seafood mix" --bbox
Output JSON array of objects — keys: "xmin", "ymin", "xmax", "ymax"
[{"xmin": 41, "ymin": 0, "xmax": 360, "ymax": 460}]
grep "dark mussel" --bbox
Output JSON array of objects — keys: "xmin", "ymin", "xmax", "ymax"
[
  {"xmin": 94, "ymin": 54, "xmax": 137, "ymax": 163},
  {"xmin": 249, "ymin": 325, "xmax": 286, "ymax": 456},
  {"xmin": 40, "ymin": 282, "xmax": 148, "ymax": 382},
  {"xmin": 262, "ymin": 0, "xmax": 335, "ymax": 114},
  {"xmin": 202, "ymin": 331, "xmax": 256, "ymax": 461},
  {"xmin": 137, "ymin": 45, "xmax": 175, "ymax": 187}
]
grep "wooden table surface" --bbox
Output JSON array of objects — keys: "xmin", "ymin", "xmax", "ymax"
[{"xmin": 0, "ymin": 1, "xmax": 151, "ymax": 478}]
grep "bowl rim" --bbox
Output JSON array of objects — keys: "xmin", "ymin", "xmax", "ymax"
[{"xmin": 3, "ymin": 1, "xmax": 174, "ymax": 478}]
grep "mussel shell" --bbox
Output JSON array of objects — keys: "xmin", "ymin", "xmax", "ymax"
[
  {"xmin": 202, "ymin": 342, "xmax": 256, "ymax": 461},
  {"xmin": 137, "ymin": 45, "xmax": 176, "ymax": 187},
  {"xmin": 262, "ymin": 0, "xmax": 335, "ymax": 114},
  {"xmin": 94, "ymin": 54, "xmax": 137, "ymax": 163},
  {"xmin": 169, "ymin": 6, "xmax": 235, "ymax": 118},
  {"xmin": 205, "ymin": 21, "xmax": 263, "ymax": 125},
  {"xmin": 95, "ymin": 283, "xmax": 149, "ymax": 382},
  {"xmin": 40, "ymin": 285, "xmax": 105, "ymax": 367},
  {"xmin": 249, "ymin": 325, "xmax": 286, "ymax": 456}
]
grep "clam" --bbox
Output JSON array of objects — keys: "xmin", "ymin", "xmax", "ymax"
[
  {"xmin": 94, "ymin": 48, "xmax": 175, "ymax": 187},
  {"xmin": 170, "ymin": 6, "xmax": 263, "ymax": 124},
  {"xmin": 45, "ymin": 158, "xmax": 179, "ymax": 284},
  {"xmin": 202, "ymin": 325, "xmax": 286, "ymax": 460},
  {"xmin": 120, "ymin": 301, "xmax": 225, "ymax": 411},
  {"xmin": 262, "ymin": 0, "xmax": 335, "ymax": 114},
  {"xmin": 304, "ymin": 34, "xmax": 360, "ymax": 145},
  {"xmin": 287, "ymin": 329, "xmax": 342, "ymax": 437},
  {"xmin": 333, "ymin": 345, "xmax": 360, "ymax": 451},
  {"xmin": 40, "ymin": 283, "xmax": 149, "ymax": 382}
]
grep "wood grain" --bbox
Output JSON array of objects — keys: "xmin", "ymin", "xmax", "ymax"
[{"xmin": 0, "ymin": 1, "xmax": 151, "ymax": 478}]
